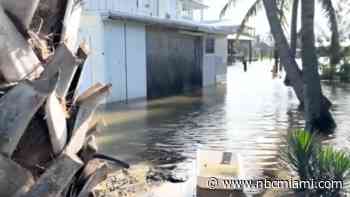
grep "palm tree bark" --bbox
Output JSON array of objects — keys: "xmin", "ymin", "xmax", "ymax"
[
  {"xmin": 301, "ymin": 0, "xmax": 332, "ymax": 132},
  {"xmin": 263, "ymin": 0, "xmax": 303, "ymax": 101},
  {"xmin": 290, "ymin": 0, "xmax": 299, "ymax": 59},
  {"xmin": 262, "ymin": 0, "xmax": 335, "ymax": 132}
]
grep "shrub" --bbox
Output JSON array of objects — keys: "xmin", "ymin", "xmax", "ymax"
[
  {"xmin": 314, "ymin": 146, "xmax": 350, "ymax": 196},
  {"xmin": 320, "ymin": 63, "xmax": 337, "ymax": 80},
  {"xmin": 282, "ymin": 130, "xmax": 350, "ymax": 196},
  {"xmin": 339, "ymin": 62, "xmax": 350, "ymax": 82},
  {"xmin": 282, "ymin": 130, "xmax": 318, "ymax": 181}
]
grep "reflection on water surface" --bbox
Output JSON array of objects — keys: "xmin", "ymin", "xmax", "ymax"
[{"xmin": 98, "ymin": 61, "xmax": 350, "ymax": 196}]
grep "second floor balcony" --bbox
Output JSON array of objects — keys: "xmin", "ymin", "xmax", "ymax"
[{"xmin": 83, "ymin": 0, "xmax": 208, "ymax": 21}]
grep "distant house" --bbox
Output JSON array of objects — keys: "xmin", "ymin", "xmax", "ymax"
[
  {"xmin": 202, "ymin": 20, "xmax": 262, "ymax": 65},
  {"xmin": 227, "ymin": 34, "xmax": 256, "ymax": 64},
  {"xmin": 78, "ymin": 0, "xmax": 229, "ymax": 103},
  {"xmin": 254, "ymin": 39, "xmax": 274, "ymax": 60}
]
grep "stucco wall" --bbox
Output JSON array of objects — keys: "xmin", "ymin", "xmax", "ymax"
[
  {"xmin": 202, "ymin": 34, "xmax": 228, "ymax": 87},
  {"xmin": 78, "ymin": 13, "xmax": 107, "ymax": 94}
]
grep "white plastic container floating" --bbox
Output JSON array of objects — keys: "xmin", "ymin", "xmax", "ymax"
[{"xmin": 196, "ymin": 150, "xmax": 242, "ymax": 191}]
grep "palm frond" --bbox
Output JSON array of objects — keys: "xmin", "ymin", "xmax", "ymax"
[
  {"xmin": 282, "ymin": 130, "xmax": 350, "ymax": 195},
  {"xmin": 235, "ymin": 0, "xmax": 263, "ymax": 39},
  {"xmin": 277, "ymin": 0, "xmax": 290, "ymax": 32},
  {"xmin": 220, "ymin": 0, "xmax": 238, "ymax": 19},
  {"xmin": 281, "ymin": 129, "xmax": 318, "ymax": 181},
  {"xmin": 318, "ymin": 0, "xmax": 341, "ymax": 65},
  {"xmin": 316, "ymin": 146, "xmax": 350, "ymax": 195}
]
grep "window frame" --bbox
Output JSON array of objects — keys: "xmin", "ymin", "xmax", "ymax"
[{"xmin": 205, "ymin": 37, "xmax": 215, "ymax": 54}]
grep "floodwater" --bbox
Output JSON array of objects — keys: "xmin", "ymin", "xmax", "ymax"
[{"xmin": 97, "ymin": 60, "xmax": 350, "ymax": 196}]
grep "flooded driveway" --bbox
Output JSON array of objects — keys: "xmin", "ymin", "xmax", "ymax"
[{"xmin": 97, "ymin": 60, "xmax": 350, "ymax": 196}]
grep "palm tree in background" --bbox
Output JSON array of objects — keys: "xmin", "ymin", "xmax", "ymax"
[
  {"xmin": 221, "ymin": 0, "xmax": 340, "ymax": 64},
  {"xmin": 221, "ymin": 0, "xmax": 340, "ymax": 132}
]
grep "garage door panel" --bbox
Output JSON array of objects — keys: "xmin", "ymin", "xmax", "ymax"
[
  {"xmin": 104, "ymin": 21, "xmax": 126, "ymax": 102},
  {"xmin": 146, "ymin": 27, "xmax": 202, "ymax": 99}
]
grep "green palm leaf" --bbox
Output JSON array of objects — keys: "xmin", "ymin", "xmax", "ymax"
[
  {"xmin": 318, "ymin": 0, "xmax": 341, "ymax": 65},
  {"xmin": 220, "ymin": 0, "xmax": 238, "ymax": 19},
  {"xmin": 282, "ymin": 129, "xmax": 318, "ymax": 181}
]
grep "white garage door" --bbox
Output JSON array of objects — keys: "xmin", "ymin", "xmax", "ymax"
[{"xmin": 104, "ymin": 21, "xmax": 147, "ymax": 103}]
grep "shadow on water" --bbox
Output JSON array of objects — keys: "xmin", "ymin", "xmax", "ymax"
[{"xmin": 97, "ymin": 60, "xmax": 350, "ymax": 196}]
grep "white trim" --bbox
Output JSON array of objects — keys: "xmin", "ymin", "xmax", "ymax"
[{"xmin": 102, "ymin": 11, "xmax": 230, "ymax": 34}]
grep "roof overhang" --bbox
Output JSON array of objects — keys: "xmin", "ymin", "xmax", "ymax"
[
  {"xmin": 102, "ymin": 11, "xmax": 230, "ymax": 35},
  {"xmin": 181, "ymin": 0, "xmax": 209, "ymax": 10}
]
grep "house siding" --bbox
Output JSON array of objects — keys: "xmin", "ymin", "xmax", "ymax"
[
  {"xmin": 78, "ymin": 0, "xmax": 227, "ymax": 103},
  {"xmin": 78, "ymin": 13, "xmax": 107, "ymax": 93},
  {"xmin": 202, "ymin": 34, "xmax": 228, "ymax": 87}
]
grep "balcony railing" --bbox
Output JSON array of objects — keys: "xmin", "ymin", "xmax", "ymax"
[
  {"xmin": 181, "ymin": 0, "xmax": 208, "ymax": 10},
  {"xmin": 84, "ymin": 0, "xmax": 155, "ymax": 16},
  {"xmin": 83, "ymin": 0, "xmax": 205, "ymax": 21}
]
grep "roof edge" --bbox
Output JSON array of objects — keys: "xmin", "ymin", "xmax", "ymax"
[{"xmin": 100, "ymin": 11, "xmax": 231, "ymax": 35}]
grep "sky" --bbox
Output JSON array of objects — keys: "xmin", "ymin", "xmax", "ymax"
[
  {"xmin": 199, "ymin": 0, "xmax": 344, "ymax": 40},
  {"xmin": 201, "ymin": 0, "xmax": 270, "ymax": 35}
]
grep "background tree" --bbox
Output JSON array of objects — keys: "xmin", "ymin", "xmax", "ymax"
[
  {"xmin": 221, "ymin": 0, "xmax": 338, "ymax": 132},
  {"xmin": 290, "ymin": 0, "xmax": 299, "ymax": 59}
]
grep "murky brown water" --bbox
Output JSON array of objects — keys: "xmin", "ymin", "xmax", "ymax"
[{"xmin": 97, "ymin": 60, "xmax": 350, "ymax": 196}]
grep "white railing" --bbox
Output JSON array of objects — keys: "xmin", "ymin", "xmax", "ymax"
[
  {"xmin": 83, "ymin": 0, "xmax": 155, "ymax": 16},
  {"xmin": 83, "ymin": 0, "xmax": 204, "ymax": 21}
]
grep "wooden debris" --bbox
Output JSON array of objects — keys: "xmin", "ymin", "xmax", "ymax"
[
  {"xmin": 0, "ymin": 0, "xmax": 113, "ymax": 196},
  {"xmin": 12, "ymin": 112, "xmax": 55, "ymax": 178},
  {"xmin": 28, "ymin": 30, "xmax": 51, "ymax": 61},
  {"xmin": 0, "ymin": 5, "xmax": 43, "ymax": 82},
  {"xmin": 60, "ymin": 0, "xmax": 83, "ymax": 50},
  {"xmin": 75, "ymin": 83, "xmax": 103, "ymax": 104},
  {"xmin": 64, "ymin": 84, "xmax": 111, "ymax": 155},
  {"xmin": 78, "ymin": 159, "xmax": 107, "ymax": 187},
  {"xmin": 66, "ymin": 42, "xmax": 90, "ymax": 102},
  {"xmin": 86, "ymin": 123, "xmax": 101, "ymax": 137},
  {"xmin": 30, "ymin": 0, "xmax": 67, "ymax": 36},
  {"xmin": 80, "ymin": 135, "xmax": 98, "ymax": 163},
  {"xmin": 42, "ymin": 44, "xmax": 78, "ymax": 99},
  {"xmin": 77, "ymin": 164, "xmax": 109, "ymax": 197},
  {"xmin": 0, "ymin": 73, "xmax": 58, "ymax": 157},
  {"xmin": 0, "ymin": 154, "xmax": 34, "ymax": 197},
  {"xmin": 1, "ymin": 0, "xmax": 40, "ymax": 29},
  {"xmin": 45, "ymin": 93, "xmax": 68, "ymax": 155},
  {"xmin": 24, "ymin": 153, "xmax": 83, "ymax": 197},
  {"xmin": 93, "ymin": 154, "xmax": 130, "ymax": 169}
]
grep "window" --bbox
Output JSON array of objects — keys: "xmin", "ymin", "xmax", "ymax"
[{"xmin": 206, "ymin": 37, "xmax": 215, "ymax": 54}]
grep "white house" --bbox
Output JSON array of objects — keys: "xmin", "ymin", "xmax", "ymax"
[{"xmin": 78, "ymin": 0, "xmax": 229, "ymax": 103}]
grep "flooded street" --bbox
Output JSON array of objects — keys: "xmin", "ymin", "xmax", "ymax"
[{"xmin": 97, "ymin": 60, "xmax": 350, "ymax": 196}]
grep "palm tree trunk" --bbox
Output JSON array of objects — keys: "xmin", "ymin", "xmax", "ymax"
[
  {"xmin": 262, "ymin": 0, "xmax": 335, "ymax": 132},
  {"xmin": 290, "ymin": 0, "xmax": 299, "ymax": 59},
  {"xmin": 263, "ymin": 0, "xmax": 303, "ymax": 101},
  {"xmin": 301, "ymin": 0, "xmax": 328, "ymax": 131}
]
